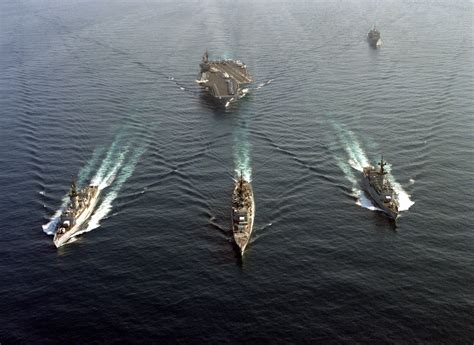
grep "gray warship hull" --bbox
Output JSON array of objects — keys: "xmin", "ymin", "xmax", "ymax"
[
  {"xmin": 362, "ymin": 174, "xmax": 398, "ymax": 220},
  {"xmin": 368, "ymin": 37, "xmax": 381, "ymax": 48},
  {"xmin": 231, "ymin": 179, "xmax": 255, "ymax": 255},
  {"xmin": 53, "ymin": 187, "xmax": 100, "ymax": 248},
  {"xmin": 367, "ymin": 27, "xmax": 381, "ymax": 48}
]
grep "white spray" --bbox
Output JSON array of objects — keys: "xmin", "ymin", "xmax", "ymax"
[
  {"xmin": 331, "ymin": 120, "xmax": 414, "ymax": 213},
  {"xmin": 42, "ymin": 130, "xmax": 145, "ymax": 238},
  {"xmin": 79, "ymin": 145, "xmax": 146, "ymax": 234}
]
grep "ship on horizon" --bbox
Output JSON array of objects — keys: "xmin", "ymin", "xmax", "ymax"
[
  {"xmin": 196, "ymin": 51, "xmax": 252, "ymax": 107},
  {"xmin": 362, "ymin": 156, "xmax": 399, "ymax": 220},
  {"xmin": 53, "ymin": 178, "xmax": 102, "ymax": 248},
  {"xmin": 231, "ymin": 172, "xmax": 255, "ymax": 255}
]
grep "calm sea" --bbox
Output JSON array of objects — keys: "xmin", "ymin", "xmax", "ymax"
[{"xmin": 0, "ymin": 0, "xmax": 473, "ymax": 343}]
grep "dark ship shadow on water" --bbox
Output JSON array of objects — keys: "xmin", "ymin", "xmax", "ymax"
[
  {"xmin": 207, "ymin": 215, "xmax": 243, "ymax": 265},
  {"xmin": 207, "ymin": 215, "xmax": 246, "ymax": 267},
  {"xmin": 232, "ymin": 243, "xmax": 245, "ymax": 267},
  {"xmin": 197, "ymin": 93, "xmax": 225, "ymax": 114}
]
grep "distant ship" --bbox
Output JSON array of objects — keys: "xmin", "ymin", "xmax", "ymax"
[
  {"xmin": 362, "ymin": 156, "xmax": 399, "ymax": 220},
  {"xmin": 196, "ymin": 51, "xmax": 252, "ymax": 107},
  {"xmin": 231, "ymin": 172, "xmax": 255, "ymax": 255},
  {"xmin": 367, "ymin": 26, "xmax": 382, "ymax": 47},
  {"xmin": 53, "ymin": 179, "xmax": 101, "ymax": 247}
]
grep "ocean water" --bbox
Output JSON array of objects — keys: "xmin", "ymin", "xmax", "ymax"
[{"xmin": 0, "ymin": 0, "xmax": 473, "ymax": 343}]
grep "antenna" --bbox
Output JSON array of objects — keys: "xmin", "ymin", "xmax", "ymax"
[
  {"xmin": 69, "ymin": 176, "xmax": 78, "ymax": 198},
  {"xmin": 378, "ymin": 154, "xmax": 386, "ymax": 174}
]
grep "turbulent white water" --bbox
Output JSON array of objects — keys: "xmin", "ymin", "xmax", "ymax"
[
  {"xmin": 384, "ymin": 164, "xmax": 415, "ymax": 212},
  {"xmin": 80, "ymin": 145, "xmax": 145, "ymax": 234},
  {"xmin": 255, "ymin": 79, "xmax": 274, "ymax": 90},
  {"xmin": 90, "ymin": 134, "xmax": 124, "ymax": 185},
  {"xmin": 42, "ymin": 195, "xmax": 70, "ymax": 235},
  {"xmin": 42, "ymin": 134, "xmax": 146, "ymax": 239},
  {"xmin": 331, "ymin": 121, "xmax": 414, "ymax": 213},
  {"xmin": 42, "ymin": 147, "xmax": 111, "ymax": 235},
  {"xmin": 77, "ymin": 147, "xmax": 105, "ymax": 186},
  {"xmin": 238, "ymin": 88, "xmax": 250, "ymax": 100}
]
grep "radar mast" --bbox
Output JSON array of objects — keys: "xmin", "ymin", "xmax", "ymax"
[
  {"xmin": 69, "ymin": 177, "xmax": 78, "ymax": 198},
  {"xmin": 378, "ymin": 154, "xmax": 387, "ymax": 175}
]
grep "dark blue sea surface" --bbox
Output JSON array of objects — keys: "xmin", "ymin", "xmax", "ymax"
[{"xmin": 1, "ymin": 0, "xmax": 473, "ymax": 343}]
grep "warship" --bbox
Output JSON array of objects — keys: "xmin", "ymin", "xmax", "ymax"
[
  {"xmin": 367, "ymin": 26, "xmax": 382, "ymax": 47},
  {"xmin": 231, "ymin": 172, "xmax": 255, "ymax": 255},
  {"xmin": 196, "ymin": 51, "xmax": 252, "ymax": 107},
  {"xmin": 362, "ymin": 156, "xmax": 399, "ymax": 220},
  {"xmin": 53, "ymin": 179, "xmax": 100, "ymax": 248}
]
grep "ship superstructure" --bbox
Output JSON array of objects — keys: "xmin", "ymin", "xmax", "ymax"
[
  {"xmin": 362, "ymin": 156, "xmax": 399, "ymax": 220},
  {"xmin": 53, "ymin": 179, "xmax": 100, "ymax": 247},
  {"xmin": 231, "ymin": 173, "xmax": 255, "ymax": 255},
  {"xmin": 196, "ymin": 51, "xmax": 252, "ymax": 107}
]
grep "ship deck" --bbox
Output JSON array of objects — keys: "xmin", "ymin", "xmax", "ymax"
[
  {"xmin": 203, "ymin": 61, "xmax": 251, "ymax": 99},
  {"xmin": 208, "ymin": 61, "xmax": 252, "ymax": 84}
]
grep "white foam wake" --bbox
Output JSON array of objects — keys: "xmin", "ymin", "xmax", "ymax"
[
  {"xmin": 255, "ymin": 79, "xmax": 274, "ymax": 90},
  {"xmin": 90, "ymin": 133, "xmax": 124, "ymax": 185},
  {"xmin": 80, "ymin": 145, "xmax": 146, "ymax": 234},
  {"xmin": 42, "ymin": 146, "xmax": 114, "ymax": 236},
  {"xmin": 233, "ymin": 119, "xmax": 252, "ymax": 181},
  {"xmin": 42, "ymin": 133, "xmax": 138, "ymax": 237},
  {"xmin": 331, "ymin": 120, "xmax": 414, "ymax": 213},
  {"xmin": 335, "ymin": 124, "xmax": 369, "ymax": 172},
  {"xmin": 97, "ymin": 148, "xmax": 128, "ymax": 189},
  {"xmin": 42, "ymin": 195, "xmax": 69, "ymax": 235},
  {"xmin": 336, "ymin": 156, "xmax": 381, "ymax": 212},
  {"xmin": 238, "ymin": 88, "xmax": 250, "ymax": 100},
  {"xmin": 384, "ymin": 164, "xmax": 415, "ymax": 212},
  {"xmin": 77, "ymin": 147, "xmax": 105, "ymax": 186}
]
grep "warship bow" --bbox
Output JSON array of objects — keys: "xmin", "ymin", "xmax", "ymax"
[{"xmin": 53, "ymin": 178, "xmax": 101, "ymax": 247}]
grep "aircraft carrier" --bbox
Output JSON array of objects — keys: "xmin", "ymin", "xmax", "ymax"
[
  {"xmin": 53, "ymin": 179, "xmax": 101, "ymax": 248},
  {"xmin": 362, "ymin": 156, "xmax": 399, "ymax": 220},
  {"xmin": 196, "ymin": 51, "xmax": 252, "ymax": 107},
  {"xmin": 231, "ymin": 172, "xmax": 255, "ymax": 255}
]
